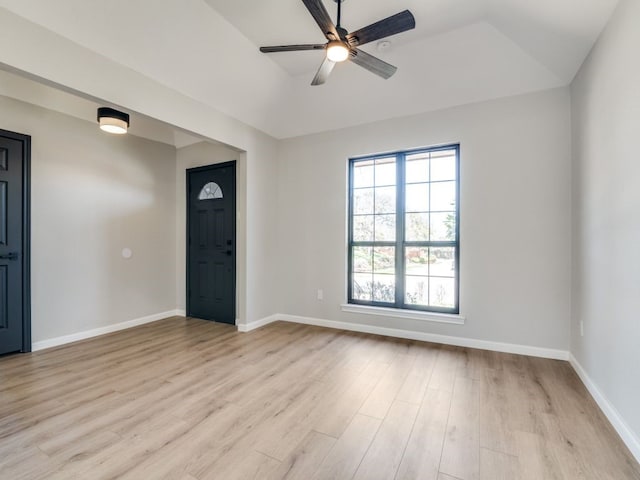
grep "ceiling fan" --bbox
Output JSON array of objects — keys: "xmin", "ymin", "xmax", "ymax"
[{"xmin": 259, "ymin": 0, "xmax": 415, "ymax": 85}]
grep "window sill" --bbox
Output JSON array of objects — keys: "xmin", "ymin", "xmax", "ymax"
[{"xmin": 340, "ymin": 304, "xmax": 465, "ymax": 325}]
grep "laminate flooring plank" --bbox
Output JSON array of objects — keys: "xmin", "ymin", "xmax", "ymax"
[
  {"xmin": 353, "ymin": 400, "xmax": 419, "ymax": 480},
  {"xmin": 313, "ymin": 359, "xmax": 388, "ymax": 438},
  {"xmin": 359, "ymin": 353, "xmax": 415, "ymax": 419},
  {"xmin": 0, "ymin": 390, "xmax": 126, "ymax": 456},
  {"xmin": 438, "ymin": 474, "xmax": 463, "ymax": 480},
  {"xmin": 395, "ymin": 345, "xmax": 437, "ymax": 404},
  {"xmin": 199, "ymin": 449, "xmax": 281, "ymax": 480},
  {"xmin": 43, "ymin": 411, "xmax": 192, "ymax": 480},
  {"xmin": 264, "ymin": 430, "xmax": 336, "ymax": 480},
  {"xmin": 478, "ymin": 368, "xmax": 517, "ymax": 456},
  {"xmin": 513, "ymin": 430, "xmax": 564, "ymax": 480},
  {"xmin": 185, "ymin": 380, "xmax": 323, "ymax": 479},
  {"xmin": 252, "ymin": 380, "xmax": 331, "ymax": 461},
  {"xmin": 395, "ymin": 388, "xmax": 452, "ymax": 480},
  {"xmin": 428, "ymin": 346, "xmax": 461, "ymax": 392},
  {"xmin": 439, "ymin": 376, "xmax": 480, "ymax": 480},
  {"xmin": 457, "ymin": 348, "xmax": 502, "ymax": 381},
  {"xmin": 116, "ymin": 403, "xmax": 248, "ymax": 480},
  {"xmin": 0, "ymin": 446, "xmax": 59, "ymax": 480},
  {"xmin": 479, "ymin": 448, "xmax": 519, "ymax": 480},
  {"xmin": 42, "ymin": 429, "xmax": 122, "ymax": 465},
  {"xmin": 312, "ymin": 413, "xmax": 381, "ymax": 480}
]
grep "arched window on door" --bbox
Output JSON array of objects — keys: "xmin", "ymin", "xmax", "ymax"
[{"xmin": 198, "ymin": 182, "xmax": 223, "ymax": 200}]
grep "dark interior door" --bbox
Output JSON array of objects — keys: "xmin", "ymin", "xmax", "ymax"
[
  {"xmin": 187, "ymin": 162, "xmax": 236, "ymax": 324},
  {"xmin": 0, "ymin": 130, "xmax": 30, "ymax": 355}
]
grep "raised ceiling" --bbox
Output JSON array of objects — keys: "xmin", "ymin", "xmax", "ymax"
[{"xmin": 0, "ymin": 0, "xmax": 619, "ymax": 139}]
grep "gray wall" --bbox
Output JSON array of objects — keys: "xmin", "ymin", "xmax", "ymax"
[
  {"xmin": 175, "ymin": 136, "xmax": 280, "ymax": 326},
  {"xmin": 571, "ymin": 0, "xmax": 640, "ymax": 448},
  {"xmin": 0, "ymin": 95, "xmax": 177, "ymax": 342},
  {"xmin": 277, "ymin": 88, "xmax": 572, "ymax": 350},
  {"xmin": 175, "ymin": 141, "xmax": 244, "ymax": 320}
]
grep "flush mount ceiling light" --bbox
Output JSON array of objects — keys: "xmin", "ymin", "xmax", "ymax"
[{"xmin": 97, "ymin": 107, "xmax": 130, "ymax": 134}]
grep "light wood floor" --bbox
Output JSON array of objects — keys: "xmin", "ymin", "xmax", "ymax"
[{"xmin": 1, "ymin": 318, "xmax": 639, "ymax": 480}]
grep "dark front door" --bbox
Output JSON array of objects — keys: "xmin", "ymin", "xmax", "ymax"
[
  {"xmin": 0, "ymin": 129, "xmax": 30, "ymax": 355},
  {"xmin": 187, "ymin": 162, "xmax": 236, "ymax": 324}
]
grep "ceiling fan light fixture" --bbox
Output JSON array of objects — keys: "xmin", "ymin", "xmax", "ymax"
[
  {"xmin": 326, "ymin": 41, "xmax": 349, "ymax": 62},
  {"xmin": 97, "ymin": 107, "xmax": 130, "ymax": 134}
]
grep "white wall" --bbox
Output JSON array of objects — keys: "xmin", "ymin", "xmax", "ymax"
[
  {"xmin": 0, "ymin": 95, "xmax": 177, "ymax": 343},
  {"xmin": 175, "ymin": 136, "xmax": 280, "ymax": 326},
  {"xmin": 243, "ymin": 135, "xmax": 280, "ymax": 324},
  {"xmin": 175, "ymin": 141, "xmax": 244, "ymax": 319},
  {"xmin": 277, "ymin": 88, "xmax": 572, "ymax": 351},
  {"xmin": 571, "ymin": 0, "xmax": 640, "ymax": 453}
]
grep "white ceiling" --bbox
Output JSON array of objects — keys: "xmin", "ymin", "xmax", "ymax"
[
  {"xmin": 0, "ymin": 69, "xmax": 204, "ymax": 148},
  {"xmin": 0, "ymin": 0, "xmax": 619, "ymax": 139}
]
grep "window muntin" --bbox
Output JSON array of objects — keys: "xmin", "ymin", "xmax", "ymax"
[{"xmin": 348, "ymin": 145, "xmax": 459, "ymax": 314}]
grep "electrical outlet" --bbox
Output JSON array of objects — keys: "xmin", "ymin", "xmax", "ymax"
[
  {"xmin": 580, "ymin": 320, "xmax": 584, "ymax": 337},
  {"xmin": 317, "ymin": 289, "xmax": 324, "ymax": 301}
]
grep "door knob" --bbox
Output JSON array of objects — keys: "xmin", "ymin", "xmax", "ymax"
[
  {"xmin": 0, "ymin": 252, "xmax": 18, "ymax": 260},
  {"xmin": 225, "ymin": 250, "xmax": 232, "ymax": 256}
]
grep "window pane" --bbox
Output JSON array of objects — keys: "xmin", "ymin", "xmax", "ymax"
[
  {"xmin": 353, "ymin": 188, "xmax": 374, "ymax": 215},
  {"xmin": 405, "ymin": 213, "xmax": 430, "ymax": 241},
  {"xmin": 375, "ymin": 186, "xmax": 396, "ymax": 214},
  {"xmin": 430, "ymin": 150, "xmax": 456, "ymax": 182},
  {"xmin": 405, "ymin": 247, "xmax": 432, "ymax": 277},
  {"xmin": 405, "ymin": 183, "xmax": 429, "ymax": 213},
  {"xmin": 373, "ymin": 274, "xmax": 395, "ymax": 303},
  {"xmin": 198, "ymin": 182, "xmax": 223, "ymax": 200},
  {"xmin": 406, "ymin": 275, "xmax": 429, "ymax": 305},
  {"xmin": 353, "ymin": 215, "xmax": 374, "ymax": 241},
  {"xmin": 430, "ymin": 212, "xmax": 456, "ymax": 241},
  {"xmin": 430, "ymin": 247, "xmax": 456, "ymax": 277},
  {"xmin": 375, "ymin": 215, "xmax": 396, "ymax": 241},
  {"xmin": 373, "ymin": 247, "xmax": 395, "ymax": 273},
  {"xmin": 430, "ymin": 181, "xmax": 456, "ymax": 211},
  {"xmin": 353, "ymin": 273, "xmax": 373, "ymax": 301},
  {"xmin": 429, "ymin": 277, "xmax": 455, "ymax": 308},
  {"xmin": 353, "ymin": 247, "xmax": 373, "ymax": 273},
  {"xmin": 353, "ymin": 161, "xmax": 374, "ymax": 188},
  {"xmin": 406, "ymin": 155, "xmax": 429, "ymax": 183},
  {"xmin": 375, "ymin": 158, "xmax": 396, "ymax": 186}
]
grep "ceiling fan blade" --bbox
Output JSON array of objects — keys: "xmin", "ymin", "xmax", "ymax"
[
  {"xmin": 347, "ymin": 10, "xmax": 416, "ymax": 47},
  {"xmin": 349, "ymin": 48, "xmax": 397, "ymax": 79},
  {"xmin": 301, "ymin": 0, "xmax": 339, "ymax": 40},
  {"xmin": 311, "ymin": 57, "xmax": 336, "ymax": 86},
  {"xmin": 260, "ymin": 44, "xmax": 326, "ymax": 53}
]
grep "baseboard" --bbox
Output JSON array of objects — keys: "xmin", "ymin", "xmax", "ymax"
[
  {"xmin": 238, "ymin": 313, "xmax": 569, "ymax": 360},
  {"xmin": 569, "ymin": 354, "xmax": 640, "ymax": 463},
  {"xmin": 237, "ymin": 314, "xmax": 280, "ymax": 332},
  {"xmin": 175, "ymin": 309, "xmax": 187, "ymax": 317},
  {"xmin": 32, "ymin": 310, "xmax": 183, "ymax": 351}
]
